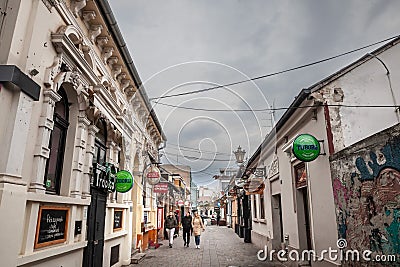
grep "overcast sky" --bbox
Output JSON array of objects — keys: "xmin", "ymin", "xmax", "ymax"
[{"xmin": 109, "ymin": 0, "xmax": 400, "ymax": 187}]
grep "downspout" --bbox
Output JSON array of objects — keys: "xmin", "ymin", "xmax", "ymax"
[{"xmin": 367, "ymin": 53, "xmax": 400, "ymax": 123}]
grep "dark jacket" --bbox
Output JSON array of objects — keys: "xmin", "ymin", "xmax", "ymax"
[
  {"xmin": 182, "ymin": 215, "xmax": 192, "ymax": 230},
  {"xmin": 165, "ymin": 215, "xmax": 177, "ymax": 229}
]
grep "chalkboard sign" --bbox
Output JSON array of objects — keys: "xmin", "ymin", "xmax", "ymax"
[
  {"xmin": 35, "ymin": 206, "xmax": 69, "ymax": 248},
  {"xmin": 113, "ymin": 209, "xmax": 123, "ymax": 231}
]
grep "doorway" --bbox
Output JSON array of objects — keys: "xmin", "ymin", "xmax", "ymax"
[
  {"xmin": 297, "ymin": 187, "xmax": 312, "ymax": 250},
  {"xmin": 272, "ymin": 194, "xmax": 283, "ymax": 249},
  {"xmin": 83, "ymin": 188, "xmax": 107, "ymax": 267}
]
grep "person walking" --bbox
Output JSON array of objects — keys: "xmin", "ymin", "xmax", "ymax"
[
  {"xmin": 165, "ymin": 211, "xmax": 178, "ymax": 248},
  {"xmin": 192, "ymin": 211, "xmax": 205, "ymax": 249},
  {"xmin": 182, "ymin": 211, "xmax": 192, "ymax": 247}
]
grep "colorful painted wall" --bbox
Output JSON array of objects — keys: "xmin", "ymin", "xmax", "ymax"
[{"xmin": 330, "ymin": 123, "xmax": 400, "ymax": 258}]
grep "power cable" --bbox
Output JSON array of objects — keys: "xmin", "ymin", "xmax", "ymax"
[
  {"xmin": 166, "ymin": 142, "xmax": 232, "ymax": 156},
  {"xmin": 155, "ymin": 102, "xmax": 400, "ymax": 112},
  {"xmin": 149, "ymin": 35, "xmax": 400, "ymax": 101},
  {"xmin": 164, "ymin": 151, "xmax": 233, "ymax": 162}
]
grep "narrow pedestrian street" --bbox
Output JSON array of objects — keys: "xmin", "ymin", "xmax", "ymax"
[{"xmin": 131, "ymin": 226, "xmax": 284, "ymax": 267}]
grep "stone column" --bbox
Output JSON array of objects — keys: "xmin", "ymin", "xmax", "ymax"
[
  {"xmin": 82, "ymin": 124, "xmax": 98, "ymax": 199},
  {"xmin": 70, "ymin": 111, "xmax": 91, "ymax": 198},
  {"xmin": 29, "ymin": 89, "xmax": 61, "ymax": 192},
  {"xmin": 106, "ymin": 140, "xmax": 116, "ymax": 163}
]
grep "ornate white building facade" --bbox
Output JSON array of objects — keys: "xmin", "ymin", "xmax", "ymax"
[{"xmin": 0, "ymin": 0, "xmax": 165, "ymax": 266}]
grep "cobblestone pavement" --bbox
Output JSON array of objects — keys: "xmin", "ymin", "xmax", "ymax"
[{"xmin": 130, "ymin": 226, "xmax": 285, "ymax": 267}]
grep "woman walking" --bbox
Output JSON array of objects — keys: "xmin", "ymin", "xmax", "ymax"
[{"xmin": 192, "ymin": 211, "xmax": 205, "ymax": 249}]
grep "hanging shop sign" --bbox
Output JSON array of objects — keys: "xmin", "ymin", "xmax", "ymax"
[
  {"xmin": 292, "ymin": 134, "xmax": 321, "ymax": 162},
  {"xmin": 177, "ymin": 199, "xmax": 184, "ymax": 206},
  {"xmin": 92, "ymin": 162, "xmax": 116, "ymax": 192},
  {"xmin": 115, "ymin": 170, "xmax": 134, "ymax": 193},
  {"xmin": 144, "ymin": 164, "xmax": 161, "ymax": 185},
  {"xmin": 153, "ymin": 182, "xmax": 168, "ymax": 193},
  {"xmin": 157, "ymin": 207, "xmax": 163, "ymax": 230}
]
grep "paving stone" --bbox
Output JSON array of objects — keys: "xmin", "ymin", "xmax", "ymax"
[{"xmin": 129, "ymin": 226, "xmax": 285, "ymax": 267}]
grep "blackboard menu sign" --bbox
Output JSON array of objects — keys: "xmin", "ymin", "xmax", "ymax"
[
  {"xmin": 35, "ymin": 206, "xmax": 69, "ymax": 248},
  {"xmin": 113, "ymin": 209, "xmax": 123, "ymax": 231}
]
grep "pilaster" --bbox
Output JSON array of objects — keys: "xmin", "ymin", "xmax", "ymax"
[
  {"xmin": 29, "ymin": 89, "xmax": 61, "ymax": 193},
  {"xmin": 82, "ymin": 124, "xmax": 98, "ymax": 198},
  {"xmin": 70, "ymin": 112, "xmax": 90, "ymax": 198}
]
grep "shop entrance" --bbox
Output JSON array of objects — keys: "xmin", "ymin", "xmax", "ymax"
[{"xmin": 83, "ymin": 188, "xmax": 107, "ymax": 267}]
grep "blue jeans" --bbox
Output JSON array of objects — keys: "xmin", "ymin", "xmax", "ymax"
[{"xmin": 195, "ymin": 235, "xmax": 200, "ymax": 246}]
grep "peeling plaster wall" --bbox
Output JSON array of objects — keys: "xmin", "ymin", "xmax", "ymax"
[
  {"xmin": 330, "ymin": 123, "xmax": 400, "ymax": 260},
  {"xmin": 312, "ymin": 42, "xmax": 400, "ymax": 154}
]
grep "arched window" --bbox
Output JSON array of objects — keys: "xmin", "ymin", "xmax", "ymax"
[
  {"xmin": 44, "ymin": 87, "xmax": 69, "ymax": 194},
  {"xmin": 93, "ymin": 120, "xmax": 107, "ymax": 165}
]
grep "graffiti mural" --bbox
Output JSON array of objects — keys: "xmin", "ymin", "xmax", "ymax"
[{"xmin": 330, "ymin": 128, "xmax": 400, "ymax": 260}]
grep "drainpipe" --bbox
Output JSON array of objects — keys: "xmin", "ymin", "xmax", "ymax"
[{"xmin": 368, "ymin": 53, "xmax": 400, "ymax": 122}]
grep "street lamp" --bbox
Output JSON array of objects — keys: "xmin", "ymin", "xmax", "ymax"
[{"xmin": 233, "ymin": 146, "xmax": 246, "ymax": 166}]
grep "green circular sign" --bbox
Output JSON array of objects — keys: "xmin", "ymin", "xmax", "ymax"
[
  {"xmin": 292, "ymin": 134, "xmax": 321, "ymax": 162},
  {"xmin": 115, "ymin": 170, "xmax": 133, "ymax": 193}
]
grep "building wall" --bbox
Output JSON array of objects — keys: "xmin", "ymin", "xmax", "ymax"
[
  {"xmin": 330, "ymin": 123, "xmax": 400, "ymax": 260},
  {"xmin": 0, "ymin": 1, "xmax": 164, "ymax": 266},
  {"xmin": 313, "ymin": 42, "xmax": 400, "ymax": 153}
]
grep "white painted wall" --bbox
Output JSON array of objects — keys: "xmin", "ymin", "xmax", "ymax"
[{"xmin": 323, "ymin": 43, "xmax": 400, "ymax": 152}]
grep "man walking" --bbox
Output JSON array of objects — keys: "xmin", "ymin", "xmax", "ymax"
[
  {"xmin": 182, "ymin": 211, "xmax": 192, "ymax": 247},
  {"xmin": 165, "ymin": 211, "xmax": 178, "ymax": 248}
]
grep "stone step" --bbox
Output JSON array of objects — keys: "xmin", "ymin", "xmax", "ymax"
[
  {"xmin": 131, "ymin": 253, "xmax": 146, "ymax": 264},
  {"xmin": 131, "ymin": 248, "xmax": 140, "ymax": 256}
]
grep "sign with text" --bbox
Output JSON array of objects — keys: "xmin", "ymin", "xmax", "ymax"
[
  {"xmin": 115, "ymin": 170, "xmax": 133, "ymax": 193},
  {"xmin": 144, "ymin": 164, "xmax": 161, "ymax": 185},
  {"xmin": 157, "ymin": 207, "xmax": 163, "ymax": 230},
  {"xmin": 35, "ymin": 206, "xmax": 69, "ymax": 248},
  {"xmin": 153, "ymin": 182, "xmax": 168, "ymax": 193},
  {"xmin": 92, "ymin": 162, "xmax": 116, "ymax": 192},
  {"xmin": 292, "ymin": 134, "xmax": 321, "ymax": 162},
  {"xmin": 113, "ymin": 209, "xmax": 123, "ymax": 231}
]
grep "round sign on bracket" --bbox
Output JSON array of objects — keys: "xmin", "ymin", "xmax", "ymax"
[
  {"xmin": 292, "ymin": 134, "xmax": 321, "ymax": 162},
  {"xmin": 144, "ymin": 164, "xmax": 161, "ymax": 185},
  {"xmin": 115, "ymin": 170, "xmax": 133, "ymax": 193}
]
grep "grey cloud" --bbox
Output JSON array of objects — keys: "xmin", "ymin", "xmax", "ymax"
[{"xmin": 110, "ymin": 0, "xmax": 400, "ymax": 185}]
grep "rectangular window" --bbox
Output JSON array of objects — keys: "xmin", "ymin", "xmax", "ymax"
[
  {"xmin": 252, "ymin": 195, "xmax": 257, "ymax": 219},
  {"xmin": 260, "ymin": 193, "xmax": 265, "ymax": 219},
  {"xmin": 295, "ymin": 162, "xmax": 307, "ymax": 188},
  {"xmin": 110, "ymin": 244, "xmax": 120, "ymax": 266},
  {"xmin": 45, "ymin": 124, "xmax": 65, "ymax": 194}
]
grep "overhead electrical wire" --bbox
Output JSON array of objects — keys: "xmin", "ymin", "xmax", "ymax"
[
  {"xmin": 163, "ymin": 151, "xmax": 233, "ymax": 162},
  {"xmin": 149, "ymin": 35, "xmax": 400, "ymax": 101},
  {"xmin": 166, "ymin": 142, "xmax": 232, "ymax": 156},
  {"xmin": 155, "ymin": 102, "xmax": 400, "ymax": 112}
]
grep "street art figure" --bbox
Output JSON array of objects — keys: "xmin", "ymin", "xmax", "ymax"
[{"xmin": 332, "ymin": 135, "xmax": 400, "ymax": 257}]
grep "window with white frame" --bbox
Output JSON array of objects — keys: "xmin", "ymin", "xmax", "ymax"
[
  {"xmin": 260, "ymin": 193, "xmax": 265, "ymax": 219},
  {"xmin": 44, "ymin": 87, "xmax": 69, "ymax": 195},
  {"xmin": 252, "ymin": 195, "xmax": 258, "ymax": 219}
]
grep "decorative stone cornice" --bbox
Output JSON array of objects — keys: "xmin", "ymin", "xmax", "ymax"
[
  {"xmin": 70, "ymin": 0, "xmax": 87, "ymax": 17},
  {"xmin": 102, "ymin": 46, "xmax": 114, "ymax": 63},
  {"xmin": 107, "ymin": 56, "xmax": 118, "ymax": 67},
  {"xmin": 96, "ymin": 36, "xmax": 109, "ymax": 49},
  {"xmin": 112, "ymin": 64, "xmax": 122, "ymax": 79},
  {"xmin": 82, "ymin": 10, "xmax": 96, "ymax": 27},
  {"xmin": 89, "ymin": 24, "xmax": 103, "ymax": 43},
  {"xmin": 120, "ymin": 79, "xmax": 130, "ymax": 91},
  {"xmin": 117, "ymin": 72, "xmax": 126, "ymax": 83}
]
